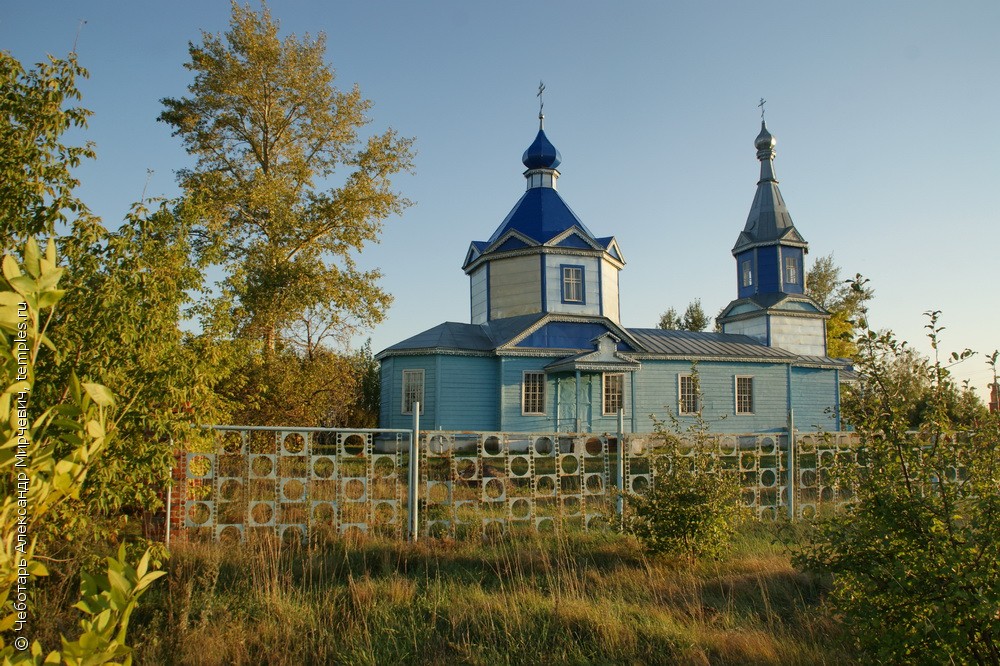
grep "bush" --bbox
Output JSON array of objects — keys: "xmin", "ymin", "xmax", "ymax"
[
  {"xmin": 627, "ymin": 387, "xmax": 748, "ymax": 563},
  {"xmin": 795, "ymin": 302, "xmax": 1000, "ymax": 663},
  {"xmin": 0, "ymin": 240, "xmax": 163, "ymax": 663}
]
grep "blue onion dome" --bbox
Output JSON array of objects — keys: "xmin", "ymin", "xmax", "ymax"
[
  {"xmin": 522, "ymin": 127, "xmax": 562, "ymax": 170},
  {"xmin": 755, "ymin": 120, "xmax": 776, "ymax": 153}
]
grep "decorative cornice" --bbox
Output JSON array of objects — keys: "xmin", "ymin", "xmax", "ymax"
[
  {"xmin": 374, "ymin": 348, "xmax": 495, "ymax": 361},
  {"xmin": 499, "ymin": 313, "xmax": 642, "ymax": 351},
  {"xmin": 718, "ymin": 307, "xmax": 831, "ymax": 325},
  {"xmin": 463, "ymin": 243, "xmax": 624, "ymax": 274}
]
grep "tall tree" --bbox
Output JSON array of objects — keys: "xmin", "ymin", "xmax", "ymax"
[
  {"xmin": 159, "ymin": 2, "xmax": 414, "ymax": 351},
  {"xmin": 806, "ymin": 254, "xmax": 871, "ymax": 359},
  {"xmin": 658, "ymin": 300, "xmax": 709, "ymax": 331},
  {"xmin": 0, "ymin": 51, "xmax": 94, "ymax": 246},
  {"xmin": 2, "ymin": 49, "xmax": 221, "ymax": 536},
  {"xmin": 681, "ymin": 299, "xmax": 709, "ymax": 332},
  {"xmin": 657, "ymin": 307, "xmax": 682, "ymax": 330}
]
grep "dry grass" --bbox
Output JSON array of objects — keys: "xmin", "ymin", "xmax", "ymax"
[{"xmin": 125, "ymin": 523, "xmax": 849, "ymax": 665}]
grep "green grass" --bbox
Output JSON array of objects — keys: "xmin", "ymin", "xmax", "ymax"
[{"xmin": 125, "ymin": 523, "xmax": 847, "ymax": 665}]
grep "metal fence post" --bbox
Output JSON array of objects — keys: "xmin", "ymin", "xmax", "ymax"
[
  {"xmin": 617, "ymin": 409, "xmax": 625, "ymax": 527},
  {"xmin": 787, "ymin": 408, "xmax": 795, "ymax": 521},
  {"xmin": 165, "ymin": 483, "xmax": 172, "ymax": 546},
  {"xmin": 408, "ymin": 402, "xmax": 420, "ymax": 542}
]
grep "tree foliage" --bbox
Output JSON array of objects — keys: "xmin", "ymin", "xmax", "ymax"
[
  {"xmin": 0, "ymin": 52, "xmax": 94, "ymax": 245},
  {"xmin": 795, "ymin": 299, "xmax": 1000, "ymax": 663},
  {"xmin": 159, "ymin": 2, "xmax": 414, "ymax": 351},
  {"xmin": 806, "ymin": 253, "xmax": 871, "ymax": 359},
  {"xmin": 658, "ymin": 300, "xmax": 709, "ymax": 332},
  {"xmin": 0, "ymin": 240, "xmax": 163, "ymax": 664},
  {"xmin": 1, "ymin": 48, "xmax": 220, "ymax": 543},
  {"xmin": 44, "ymin": 203, "xmax": 223, "ymax": 521}
]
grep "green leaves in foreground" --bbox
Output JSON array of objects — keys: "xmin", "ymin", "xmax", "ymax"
[
  {"xmin": 0, "ymin": 241, "xmax": 164, "ymax": 665},
  {"xmin": 795, "ymin": 299, "xmax": 1000, "ymax": 663}
]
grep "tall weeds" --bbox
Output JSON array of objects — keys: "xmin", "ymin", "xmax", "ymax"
[{"xmin": 129, "ymin": 524, "xmax": 844, "ymax": 665}]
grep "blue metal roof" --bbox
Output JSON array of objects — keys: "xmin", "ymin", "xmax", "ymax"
[
  {"xmin": 486, "ymin": 187, "xmax": 597, "ymax": 245},
  {"xmin": 627, "ymin": 328, "xmax": 795, "ymax": 359},
  {"xmin": 733, "ymin": 121, "xmax": 807, "ymax": 254},
  {"xmin": 378, "ymin": 315, "xmax": 851, "ymax": 371},
  {"xmin": 522, "ymin": 128, "xmax": 562, "ymax": 170},
  {"xmin": 375, "ymin": 313, "xmax": 546, "ymax": 358}
]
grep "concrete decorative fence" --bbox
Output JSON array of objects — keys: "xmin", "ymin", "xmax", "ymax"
[{"xmin": 169, "ymin": 416, "xmax": 860, "ymax": 544}]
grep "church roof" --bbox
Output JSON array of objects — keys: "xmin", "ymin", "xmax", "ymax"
[
  {"xmin": 717, "ymin": 293, "xmax": 829, "ymax": 323},
  {"xmin": 626, "ymin": 328, "xmax": 795, "ymax": 360},
  {"xmin": 733, "ymin": 121, "xmax": 807, "ymax": 254},
  {"xmin": 377, "ymin": 314, "xmax": 847, "ymax": 369},
  {"xmin": 375, "ymin": 313, "xmax": 546, "ymax": 358},
  {"xmin": 485, "ymin": 187, "xmax": 597, "ymax": 245},
  {"xmin": 522, "ymin": 127, "xmax": 562, "ymax": 170}
]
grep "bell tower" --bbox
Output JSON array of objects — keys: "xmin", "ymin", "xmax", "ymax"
[{"xmin": 717, "ymin": 119, "xmax": 830, "ymax": 357}]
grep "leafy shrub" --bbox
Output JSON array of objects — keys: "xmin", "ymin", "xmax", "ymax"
[
  {"xmin": 0, "ymin": 240, "xmax": 163, "ymax": 663},
  {"xmin": 795, "ymin": 299, "xmax": 1000, "ymax": 663},
  {"xmin": 627, "ymin": 380, "xmax": 748, "ymax": 562}
]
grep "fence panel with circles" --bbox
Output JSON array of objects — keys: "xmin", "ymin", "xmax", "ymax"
[
  {"xmin": 178, "ymin": 427, "xmax": 860, "ymax": 543},
  {"xmin": 181, "ymin": 427, "xmax": 411, "ymax": 544},
  {"xmin": 420, "ymin": 432, "xmax": 616, "ymax": 539}
]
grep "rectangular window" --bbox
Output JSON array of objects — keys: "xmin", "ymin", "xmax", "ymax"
[
  {"xmin": 561, "ymin": 265, "xmax": 584, "ymax": 303},
  {"xmin": 603, "ymin": 373, "xmax": 624, "ymax": 415},
  {"xmin": 785, "ymin": 256, "xmax": 798, "ymax": 285},
  {"xmin": 679, "ymin": 374, "xmax": 700, "ymax": 415},
  {"xmin": 522, "ymin": 371, "xmax": 546, "ymax": 415},
  {"xmin": 735, "ymin": 376, "xmax": 754, "ymax": 414},
  {"xmin": 401, "ymin": 369, "xmax": 424, "ymax": 415},
  {"xmin": 742, "ymin": 260, "xmax": 752, "ymax": 287}
]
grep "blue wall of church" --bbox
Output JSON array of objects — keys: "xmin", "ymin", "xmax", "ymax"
[
  {"xmin": 757, "ymin": 245, "xmax": 780, "ymax": 293},
  {"xmin": 790, "ymin": 366, "xmax": 840, "ymax": 431},
  {"xmin": 630, "ymin": 360, "xmax": 793, "ymax": 433},
  {"xmin": 736, "ymin": 250, "xmax": 755, "ymax": 299},
  {"xmin": 782, "ymin": 247, "xmax": 805, "ymax": 294},
  {"xmin": 381, "ymin": 353, "xmax": 841, "ymax": 434},
  {"xmin": 380, "ymin": 355, "xmax": 499, "ymax": 431}
]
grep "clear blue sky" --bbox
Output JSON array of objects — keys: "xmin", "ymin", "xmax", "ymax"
[{"xmin": 3, "ymin": 1, "xmax": 999, "ymax": 396}]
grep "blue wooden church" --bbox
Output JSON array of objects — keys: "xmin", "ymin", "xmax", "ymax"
[{"xmin": 377, "ymin": 113, "xmax": 847, "ymax": 434}]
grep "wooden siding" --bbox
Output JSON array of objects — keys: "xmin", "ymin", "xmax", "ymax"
[
  {"xmin": 470, "ymin": 266, "xmax": 487, "ymax": 324},
  {"xmin": 790, "ymin": 366, "xmax": 840, "ymax": 431},
  {"xmin": 601, "ymin": 257, "xmax": 620, "ymax": 323},
  {"xmin": 544, "ymin": 254, "xmax": 601, "ymax": 316},
  {"xmin": 769, "ymin": 314, "xmax": 826, "ymax": 356},
  {"xmin": 723, "ymin": 316, "xmax": 768, "ymax": 344},
  {"xmin": 632, "ymin": 361, "xmax": 792, "ymax": 433},
  {"xmin": 380, "ymin": 354, "xmax": 840, "ymax": 436},
  {"xmin": 500, "ymin": 357, "xmax": 560, "ymax": 431},
  {"xmin": 780, "ymin": 246, "xmax": 805, "ymax": 294},
  {"xmin": 757, "ymin": 245, "xmax": 780, "ymax": 293},
  {"xmin": 736, "ymin": 249, "xmax": 755, "ymax": 299},
  {"xmin": 489, "ymin": 255, "xmax": 541, "ymax": 319},
  {"xmin": 436, "ymin": 356, "xmax": 498, "ymax": 430},
  {"xmin": 379, "ymin": 356, "xmax": 437, "ymax": 430}
]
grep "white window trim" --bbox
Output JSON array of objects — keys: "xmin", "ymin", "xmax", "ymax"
[
  {"xmin": 561, "ymin": 265, "xmax": 585, "ymax": 303},
  {"xmin": 401, "ymin": 369, "xmax": 424, "ymax": 415},
  {"xmin": 742, "ymin": 259, "xmax": 752, "ymax": 287},
  {"xmin": 785, "ymin": 256, "xmax": 798, "ymax": 285},
  {"xmin": 678, "ymin": 374, "xmax": 700, "ymax": 415},
  {"xmin": 735, "ymin": 375, "xmax": 755, "ymax": 415},
  {"xmin": 521, "ymin": 371, "xmax": 546, "ymax": 416},
  {"xmin": 602, "ymin": 372, "xmax": 625, "ymax": 416}
]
